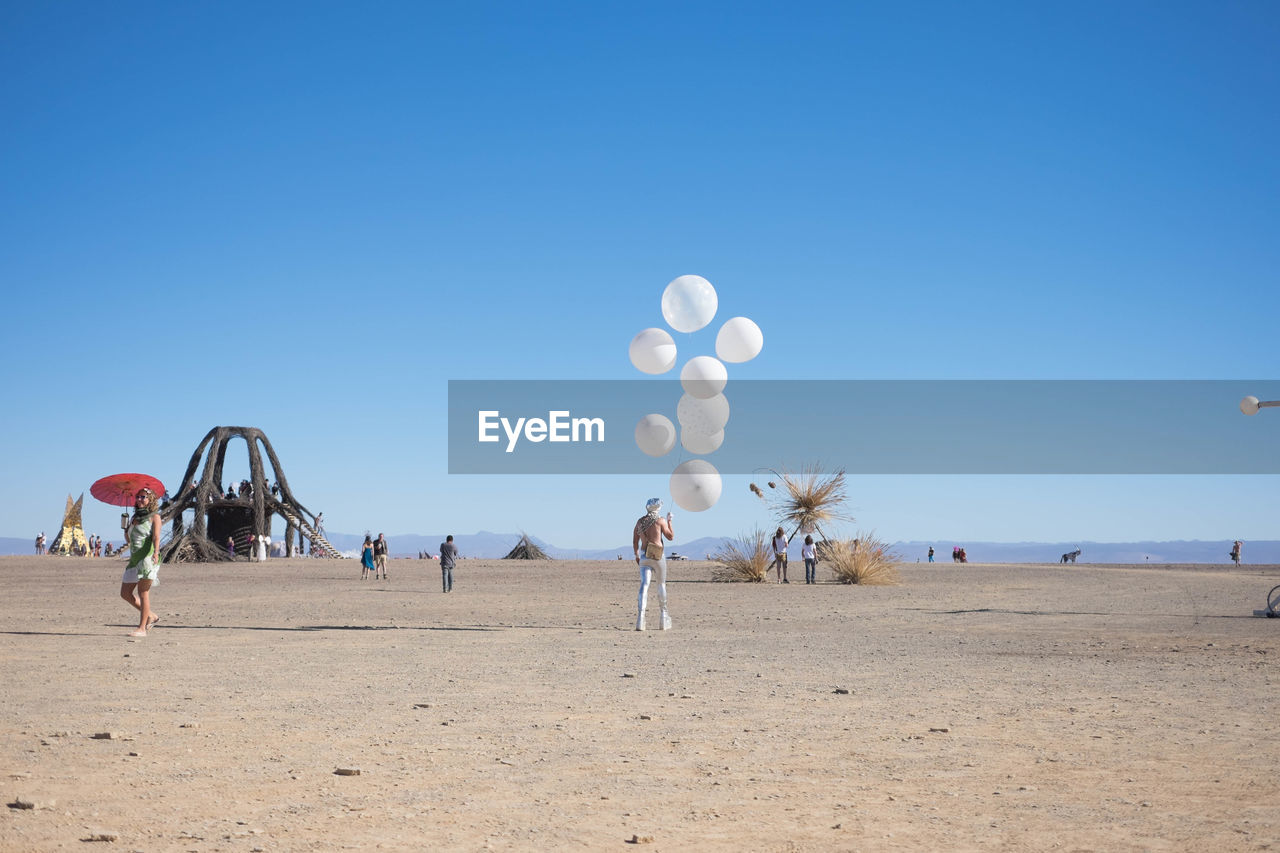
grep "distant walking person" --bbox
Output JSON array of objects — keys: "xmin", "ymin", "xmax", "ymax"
[
  {"xmin": 35, "ymin": 532, "xmax": 45, "ymax": 555},
  {"xmin": 374, "ymin": 533, "xmax": 389, "ymax": 580},
  {"xmin": 360, "ymin": 535, "xmax": 375, "ymax": 580},
  {"xmin": 772, "ymin": 527, "xmax": 789, "ymax": 583},
  {"xmin": 802, "ymin": 535, "xmax": 818, "ymax": 584},
  {"xmin": 927, "ymin": 546, "xmax": 934, "ymax": 563},
  {"xmin": 121, "ymin": 487, "xmax": 162, "ymax": 637},
  {"xmin": 1230, "ymin": 540, "xmax": 1243, "ymax": 566},
  {"xmin": 632, "ymin": 498, "xmax": 674, "ymax": 630},
  {"xmin": 439, "ymin": 535, "xmax": 458, "ymax": 592}
]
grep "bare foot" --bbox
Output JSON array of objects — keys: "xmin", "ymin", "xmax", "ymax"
[{"xmin": 127, "ymin": 629, "xmax": 147, "ymax": 637}]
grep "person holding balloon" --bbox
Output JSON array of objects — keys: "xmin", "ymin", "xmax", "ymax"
[
  {"xmin": 632, "ymin": 498, "xmax": 674, "ymax": 631},
  {"xmin": 121, "ymin": 487, "xmax": 162, "ymax": 637}
]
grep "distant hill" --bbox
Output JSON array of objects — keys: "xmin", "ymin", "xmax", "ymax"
[
  {"xmin": 0, "ymin": 537, "xmax": 35, "ymax": 555},
  {"xmin": 320, "ymin": 530, "xmax": 565, "ymax": 560},
  {"xmin": 559, "ymin": 536, "xmax": 735, "ymax": 561},
  {"xmin": 316, "ymin": 532, "xmax": 734, "ymax": 560},
  {"xmin": 892, "ymin": 540, "xmax": 1280, "ymax": 565},
  {"xmin": 2, "ymin": 533, "xmax": 1275, "ymax": 564}
]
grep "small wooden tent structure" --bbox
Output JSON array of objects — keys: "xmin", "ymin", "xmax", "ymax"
[
  {"xmin": 158, "ymin": 426, "xmax": 341, "ymax": 562},
  {"xmin": 503, "ymin": 534, "xmax": 551, "ymax": 560},
  {"xmin": 49, "ymin": 493, "xmax": 90, "ymax": 555}
]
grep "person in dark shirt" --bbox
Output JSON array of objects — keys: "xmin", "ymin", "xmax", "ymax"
[{"xmin": 439, "ymin": 535, "xmax": 458, "ymax": 592}]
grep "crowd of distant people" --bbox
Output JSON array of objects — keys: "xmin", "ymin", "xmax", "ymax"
[
  {"xmin": 195, "ymin": 479, "xmax": 290, "ymax": 502},
  {"xmin": 34, "ymin": 531, "xmax": 121, "ymax": 557},
  {"xmin": 217, "ymin": 479, "xmax": 263, "ymax": 501},
  {"xmin": 922, "ymin": 545, "xmax": 968, "ymax": 563},
  {"xmin": 361, "ymin": 534, "xmax": 459, "ymax": 591}
]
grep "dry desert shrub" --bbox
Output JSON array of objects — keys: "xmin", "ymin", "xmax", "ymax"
[
  {"xmin": 711, "ymin": 529, "xmax": 771, "ymax": 583},
  {"xmin": 751, "ymin": 465, "xmax": 852, "ymax": 540},
  {"xmin": 825, "ymin": 532, "xmax": 900, "ymax": 585}
]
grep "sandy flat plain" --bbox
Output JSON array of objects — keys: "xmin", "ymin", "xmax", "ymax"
[{"xmin": 2, "ymin": 554, "xmax": 1278, "ymax": 852}]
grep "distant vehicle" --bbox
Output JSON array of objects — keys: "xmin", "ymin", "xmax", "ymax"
[{"xmin": 668, "ymin": 552, "xmax": 689, "ymax": 561}]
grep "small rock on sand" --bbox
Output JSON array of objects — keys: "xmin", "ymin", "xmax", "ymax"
[
  {"xmin": 9, "ymin": 796, "xmax": 55, "ymax": 810},
  {"xmin": 334, "ymin": 768, "xmax": 361, "ymax": 776},
  {"xmin": 91, "ymin": 732, "xmax": 120, "ymax": 740},
  {"xmin": 626, "ymin": 834, "xmax": 654, "ymax": 844},
  {"xmin": 82, "ymin": 831, "xmax": 118, "ymax": 842}
]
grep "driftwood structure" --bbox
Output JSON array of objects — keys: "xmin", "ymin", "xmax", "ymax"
[
  {"xmin": 503, "ymin": 534, "xmax": 551, "ymax": 560},
  {"xmin": 158, "ymin": 426, "xmax": 341, "ymax": 562}
]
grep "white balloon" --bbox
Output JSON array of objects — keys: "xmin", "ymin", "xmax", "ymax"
[
  {"xmin": 680, "ymin": 356, "xmax": 727, "ymax": 399},
  {"xmin": 681, "ymin": 428, "xmax": 724, "ymax": 455},
  {"xmin": 676, "ymin": 392, "xmax": 730, "ymax": 436},
  {"xmin": 715, "ymin": 316, "xmax": 764, "ymax": 363},
  {"xmin": 629, "ymin": 328, "xmax": 677, "ymax": 375},
  {"xmin": 669, "ymin": 459, "xmax": 722, "ymax": 512},
  {"xmin": 1241, "ymin": 395, "xmax": 1261, "ymax": 416},
  {"xmin": 635, "ymin": 414, "xmax": 677, "ymax": 457},
  {"xmin": 661, "ymin": 275, "xmax": 718, "ymax": 333}
]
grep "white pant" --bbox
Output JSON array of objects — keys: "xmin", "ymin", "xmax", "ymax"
[{"xmin": 637, "ymin": 555, "xmax": 669, "ymax": 629}]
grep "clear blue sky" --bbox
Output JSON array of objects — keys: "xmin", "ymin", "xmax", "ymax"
[{"xmin": 2, "ymin": 1, "xmax": 1277, "ymax": 549}]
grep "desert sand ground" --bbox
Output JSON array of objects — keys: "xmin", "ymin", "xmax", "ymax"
[{"xmin": 2, "ymin": 555, "xmax": 1278, "ymax": 852}]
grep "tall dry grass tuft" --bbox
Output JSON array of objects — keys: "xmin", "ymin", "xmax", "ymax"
[
  {"xmin": 711, "ymin": 529, "xmax": 771, "ymax": 583},
  {"xmin": 824, "ymin": 532, "xmax": 901, "ymax": 585},
  {"xmin": 770, "ymin": 466, "xmax": 852, "ymax": 538}
]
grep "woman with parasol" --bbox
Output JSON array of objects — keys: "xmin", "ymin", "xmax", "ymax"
[
  {"xmin": 91, "ymin": 473, "xmax": 166, "ymax": 637},
  {"xmin": 121, "ymin": 487, "xmax": 163, "ymax": 636}
]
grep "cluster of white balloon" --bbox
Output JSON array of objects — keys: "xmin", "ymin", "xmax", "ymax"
[{"xmin": 629, "ymin": 275, "xmax": 764, "ymax": 512}]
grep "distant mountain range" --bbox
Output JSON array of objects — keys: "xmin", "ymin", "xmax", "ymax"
[
  {"xmin": 313, "ymin": 531, "xmax": 734, "ymax": 561},
  {"xmin": 3, "ymin": 532, "xmax": 1277, "ymax": 564},
  {"xmin": 892, "ymin": 540, "xmax": 1280, "ymax": 565}
]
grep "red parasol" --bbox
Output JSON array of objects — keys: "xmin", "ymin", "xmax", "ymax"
[{"xmin": 90, "ymin": 473, "xmax": 166, "ymax": 507}]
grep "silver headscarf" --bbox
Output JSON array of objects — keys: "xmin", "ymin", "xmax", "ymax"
[{"xmin": 638, "ymin": 497, "xmax": 663, "ymax": 531}]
